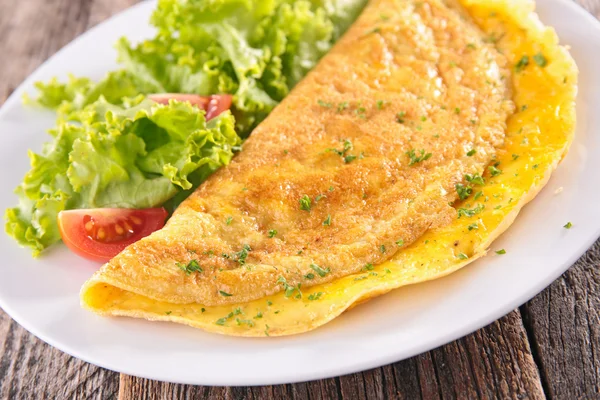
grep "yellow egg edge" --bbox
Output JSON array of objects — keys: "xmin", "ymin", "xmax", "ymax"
[{"xmin": 80, "ymin": 0, "xmax": 578, "ymax": 337}]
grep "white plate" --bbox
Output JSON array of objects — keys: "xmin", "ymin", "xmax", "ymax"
[{"xmin": 0, "ymin": 0, "xmax": 599, "ymax": 387}]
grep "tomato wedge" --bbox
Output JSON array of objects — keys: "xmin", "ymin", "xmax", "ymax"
[
  {"xmin": 58, "ymin": 208, "xmax": 168, "ymax": 262},
  {"xmin": 148, "ymin": 94, "xmax": 233, "ymax": 120}
]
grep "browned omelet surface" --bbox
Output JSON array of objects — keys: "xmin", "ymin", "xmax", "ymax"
[{"xmin": 86, "ymin": 0, "xmax": 514, "ymax": 307}]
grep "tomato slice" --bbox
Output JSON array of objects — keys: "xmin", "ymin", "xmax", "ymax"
[
  {"xmin": 148, "ymin": 94, "xmax": 233, "ymax": 120},
  {"xmin": 57, "ymin": 208, "xmax": 168, "ymax": 262}
]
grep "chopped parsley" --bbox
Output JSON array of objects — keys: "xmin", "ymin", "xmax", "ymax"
[
  {"xmin": 495, "ymin": 249, "xmax": 506, "ymax": 255},
  {"xmin": 215, "ymin": 308, "xmax": 243, "ymax": 326},
  {"xmin": 396, "ymin": 111, "xmax": 407, "ymax": 123},
  {"xmin": 236, "ymin": 318, "xmax": 255, "ymax": 327},
  {"xmin": 308, "ymin": 292, "xmax": 324, "ymax": 301},
  {"xmin": 344, "ymin": 155, "xmax": 357, "ymax": 163},
  {"xmin": 457, "ymin": 204, "xmax": 485, "ymax": 218},
  {"xmin": 318, "ymin": 99, "xmax": 333, "ymax": 108},
  {"xmin": 310, "ymin": 264, "xmax": 331, "ymax": 277},
  {"xmin": 376, "ymin": 100, "xmax": 387, "ymax": 109},
  {"xmin": 468, "ymin": 223, "xmax": 479, "ymax": 231},
  {"xmin": 267, "ymin": 300, "xmax": 273, "ymax": 306},
  {"xmin": 337, "ymin": 102, "xmax": 349, "ymax": 113},
  {"xmin": 420, "ymin": 116, "xmax": 427, "ymax": 122},
  {"xmin": 533, "ymin": 53, "xmax": 548, "ymax": 67},
  {"xmin": 515, "ymin": 55, "xmax": 529, "ymax": 72},
  {"xmin": 465, "ymin": 173, "xmax": 485, "ymax": 186},
  {"xmin": 488, "ymin": 165, "xmax": 502, "ymax": 177},
  {"xmin": 564, "ymin": 222, "xmax": 573, "ymax": 229},
  {"xmin": 219, "ymin": 290, "xmax": 233, "ymax": 297},
  {"xmin": 225, "ymin": 216, "xmax": 233, "ymax": 225},
  {"xmin": 254, "ymin": 312, "xmax": 263, "ymax": 319},
  {"xmin": 165, "ymin": 311, "xmax": 172, "ymax": 315},
  {"xmin": 299, "ymin": 195, "xmax": 312, "ymax": 211},
  {"xmin": 277, "ymin": 276, "xmax": 302, "ymax": 299},
  {"xmin": 328, "ymin": 139, "xmax": 358, "ymax": 163},
  {"xmin": 268, "ymin": 229, "xmax": 277, "ymax": 238},
  {"xmin": 323, "ymin": 214, "xmax": 332, "ymax": 226},
  {"xmin": 363, "ymin": 263, "xmax": 374, "ymax": 271},
  {"xmin": 304, "ymin": 273, "xmax": 315, "ymax": 280},
  {"xmin": 233, "ymin": 244, "xmax": 251, "ymax": 265},
  {"xmin": 467, "ymin": 149, "xmax": 476, "ymax": 157},
  {"xmin": 456, "ymin": 183, "xmax": 473, "ymax": 201},
  {"xmin": 474, "ymin": 191, "xmax": 483, "ymax": 201},
  {"xmin": 512, "ymin": 154, "xmax": 520, "ymax": 161},
  {"xmin": 456, "ymin": 252, "xmax": 469, "ymax": 260},
  {"xmin": 177, "ymin": 259, "xmax": 203, "ymax": 275},
  {"xmin": 454, "ymin": 107, "xmax": 461, "ymax": 114},
  {"xmin": 406, "ymin": 149, "xmax": 432, "ymax": 166},
  {"xmin": 396, "ymin": 239, "xmax": 405, "ymax": 247},
  {"xmin": 315, "ymin": 194, "xmax": 326, "ymax": 202}
]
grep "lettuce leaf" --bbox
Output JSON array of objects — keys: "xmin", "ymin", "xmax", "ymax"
[
  {"xmin": 28, "ymin": 0, "xmax": 367, "ymax": 136},
  {"xmin": 6, "ymin": 98, "xmax": 240, "ymax": 255},
  {"xmin": 9, "ymin": 0, "xmax": 367, "ymax": 255}
]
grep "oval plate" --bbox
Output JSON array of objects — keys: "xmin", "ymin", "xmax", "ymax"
[{"xmin": 0, "ymin": 0, "xmax": 599, "ymax": 386}]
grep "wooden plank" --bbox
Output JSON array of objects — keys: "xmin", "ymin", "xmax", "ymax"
[
  {"xmin": 119, "ymin": 311, "xmax": 545, "ymax": 400},
  {"xmin": 0, "ymin": 311, "xmax": 119, "ymax": 400},
  {"xmin": 521, "ymin": 239, "xmax": 600, "ymax": 399},
  {"xmin": 576, "ymin": 0, "xmax": 600, "ymax": 18},
  {"xmin": 0, "ymin": 0, "xmax": 138, "ymax": 398}
]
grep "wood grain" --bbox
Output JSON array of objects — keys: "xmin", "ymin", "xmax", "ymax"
[
  {"xmin": 0, "ymin": 0, "xmax": 137, "ymax": 399},
  {"xmin": 0, "ymin": 0, "xmax": 598, "ymax": 399},
  {"xmin": 119, "ymin": 311, "xmax": 545, "ymax": 400},
  {"xmin": 521, "ymin": 240, "xmax": 600, "ymax": 399}
]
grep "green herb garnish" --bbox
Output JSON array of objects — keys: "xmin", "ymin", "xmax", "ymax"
[
  {"xmin": 177, "ymin": 259, "xmax": 203, "ymax": 275},
  {"xmin": 515, "ymin": 55, "xmax": 529, "ymax": 72},
  {"xmin": 533, "ymin": 53, "xmax": 548, "ymax": 67},
  {"xmin": 308, "ymin": 292, "xmax": 324, "ymax": 301},
  {"xmin": 406, "ymin": 149, "xmax": 432, "ymax": 166},
  {"xmin": 488, "ymin": 165, "xmax": 502, "ymax": 177},
  {"xmin": 465, "ymin": 173, "xmax": 485, "ymax": 186},
  {"xmin": 299, "ymin": 195, "xmax": 312, "ymax": 211},
  {"xmin": 268, "ymin": 229, "xmax": 277, "ymax": 238},
  {"xmin": 457, "ymin": 204, "xmax": 485, "ymax": 218},
  {"xmin": 456, "ymin": 183, "xmax": 473, "ymax": 201},
  {"xmin": 323, "ymin": 214, "xmax": 332, "ymax": 226},
  {"xmin": 310, "ymin": 264, "xmax": 331, "ymax": 277},
  {"xmin": 277, "ymin": 276, "xmax": 302, "ymax": 299}
]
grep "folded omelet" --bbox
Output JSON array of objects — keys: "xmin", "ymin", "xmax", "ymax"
[{"xmin": 81, "ymin": 0, "xmax": 577, "ymax": 336}]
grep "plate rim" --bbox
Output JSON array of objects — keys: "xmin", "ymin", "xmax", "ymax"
[{"xmin": 0, "ymin": 0, "xmax": 599, "ymax": 386}]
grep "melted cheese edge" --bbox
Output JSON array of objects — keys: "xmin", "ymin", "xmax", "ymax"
[{"xmin": 81, "ymin": 0, "xmax": 577, "ymax": 337}]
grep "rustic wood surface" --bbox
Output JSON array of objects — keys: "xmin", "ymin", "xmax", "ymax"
[{"xmin": 0, "ymin": 0, "xmax": 598, "ymax": 399}]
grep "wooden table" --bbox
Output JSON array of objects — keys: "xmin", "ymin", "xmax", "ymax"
[{"xmin": 0, "ymin": 0, "xmax": 598, "ymax": 398}]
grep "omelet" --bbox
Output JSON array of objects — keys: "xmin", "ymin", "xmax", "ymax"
[{"xmin": 81, "ymin": 0, "xmax": 577, "ymax": 336}]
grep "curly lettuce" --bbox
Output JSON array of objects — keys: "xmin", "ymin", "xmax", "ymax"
[
  {"xmin": 6, "ymin": 98, "xmax": 240, "ymax": 255},
  {"xmin": 8, "ymin": 0, "xmax": 367, "ymax": 255}
]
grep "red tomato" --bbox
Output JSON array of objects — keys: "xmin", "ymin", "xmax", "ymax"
[
  {"xmin": 148, "ymin": 94, "xmax": 233, "ymax": 120},
  {"xmin": 57, "ymin": 208, "xmax": 168, "ymax": 262}
]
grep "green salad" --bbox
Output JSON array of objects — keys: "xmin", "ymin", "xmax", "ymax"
[{"xmin": 5, "ymin": 0, "xmax": 367, "ymax": 256}]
